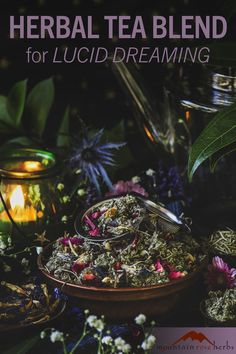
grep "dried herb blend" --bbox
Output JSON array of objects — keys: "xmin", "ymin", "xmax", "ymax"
[
  {"xmin": 208, "ymin": 230, "xmax": 236, "ymax": 256},
  {"xmin": 204, "ymin": 289, "xmax": 236, "ymax": 322},
  {"xmin": 46, "ymin": 196, "xmax": 203, "ymax": 288},
  {"xmin": 0, "ymin": 281, "xmax": 61, "ymax": 325},
  {"xmin": 82, "ymin": 195, "xmax": 146, "ymax": 239}
]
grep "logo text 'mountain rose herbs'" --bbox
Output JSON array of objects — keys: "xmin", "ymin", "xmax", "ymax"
[{"xmin": 153, "ymin": 329, "xmax": 235, "ymax": 353}]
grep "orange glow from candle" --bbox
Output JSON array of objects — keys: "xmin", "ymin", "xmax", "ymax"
[
  {"xmin": 144, "ymin": 125, "xmax": 155, "ymax": 143},
  {"xmin": 23, "ymin": 161, "xmax": 42, "ymax": 172},
  {"xmin": 185, "ymin": 110, "xmax": 190, "ymax": 122}
]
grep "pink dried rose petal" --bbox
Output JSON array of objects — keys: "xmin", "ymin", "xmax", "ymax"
[
  {"xmin": 59, "ymin": 237, "xmax": 84, "ymax": 246},
  {"xmin": 91, "ymin": 211, "xmax": 101, "ymax": 219},
  {"xmin": 72, "ymin": 262, "xmax": 89, "ymax": 273},
  {"xmin": 155, "ymin": 259, "xmax": 164, "ymax": 273},
  {"xmin": 89, "ymin": 228, "xmax": 100, "ymax": 237},
  {"xmin": 83, "ymin": 273, "xmax": 97, "ymax": 281},
  {"xmin": 169, "ymin": 271, "xmax": 185, "ymax": 279},
  {"xmin": 84, "ymin": 215, "xmax": 96, "ymax": 230}
]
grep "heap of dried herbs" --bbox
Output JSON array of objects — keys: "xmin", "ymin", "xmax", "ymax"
[
  {"xmin": 82, "ymin": 195, "xmax": 145, "ymax": 239},
  {"xmin": 46, "ymin": 196, "xmax": 203, "ymax": 288},
  {"xmin": 204, "ymin": 289, "xmax": 236, "ymax": 322},
  {"xmin": 208, "ymin": 230, "xmax": 236, "ymax": 256}
]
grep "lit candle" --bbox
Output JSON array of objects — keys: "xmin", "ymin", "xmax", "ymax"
[{"xmin": 0, "ymin": 185, "xmax": 39, "ymax": 222}]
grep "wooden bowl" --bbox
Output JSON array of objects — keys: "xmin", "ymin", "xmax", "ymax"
[{"xmin": 38, "ymin": 243, "xmax": 207, "ymax": 320}]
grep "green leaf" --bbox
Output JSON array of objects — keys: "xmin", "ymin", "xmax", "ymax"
[
  {"xmin": 57, "ymin": 106, "xmax": 70, "ymax": 147},
  {"xmin": 7, "ymin": 79, "xmax": 27, "ymax": 127},
  {"xmin": 0, "ymin": 95, "xmax": 16, "ymax": 133},
  {"xmin": 210, "ymin": 141, "xmax": 236, "ymax": 172},
  {"xmin": 5, "ymin": 136, "xmax": 35, "ymax": 147},
  {"xmin": 26, "ymin": 78, "xmax": 55, "ymax": 137},
  {"xmin": 188, "ymin": 102, "xmax": 236, "ymax": 181},
  {"xmin": 2, "ymin": 335, "xmax": 39, "ymax": 354}
]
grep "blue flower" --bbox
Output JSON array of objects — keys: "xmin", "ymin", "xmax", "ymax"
[{"xmin": 70, "ymin": 129, "xmax": 125, "ymax": 194}]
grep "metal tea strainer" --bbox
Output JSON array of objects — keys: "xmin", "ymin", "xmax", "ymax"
[{"xmin": 74, "ymin": 194, "xmax": 189, "ymax": 243}]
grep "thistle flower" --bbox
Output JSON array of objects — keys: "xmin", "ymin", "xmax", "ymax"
[
  {"xmin": 205, "ymin": 256, "xmax": 236, "ymax": 290},
  {"xmin": 70, "ymin": 128, "xmax": 124, "ymax": 194}
]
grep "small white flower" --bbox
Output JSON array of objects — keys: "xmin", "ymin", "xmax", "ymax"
[
  {"xmin": 61, "ymin": 215, "xmax": 68, "ymax": 223},
  {"xmin": 94, "ymin": 319, "xmax": 105, "ymax": 332},
  {"xmin": 132, "ymin": 176, "xmax": 141, "ymax": 184},
  {"xmin": 40, "ymin": 331, "xmax": 46, "ymax": 339},
  {"xmin": 84, "ymin": 309, "xmax": 90, "ymax": 315},
  {"xmin": 57, "ymin": 183, "xmax": 64, "ymax": 191},
  {"xmin": 102, "ymin": 336, "xmax": 113, "ymax": 345},
  {"xmin": 50, "ymin": 330, "xmax": 64, "ymax": 343},
  {"xmin": 77, "ymin": 188, "xmax": 86, "ymax": 197},
  {"xmin": 75, "ymin": 169, "xmax": 82, "ymax": 174},
  {"xmin": 146, "ymin": 168, "xmax": 155, "ymax": 177},
  {"xmin": 141, "ymin": 334, "xmax": 156, "ymax": 350},
  {"xmin": 135, "ymin": 314, "xmax": 146, "ymax": 325},
  {"xmin": 62, "ymin": 195, "xmax": 70, "ymax": 203},
  {"xmin": 86, "ymin": 315, "xmax": 97, "ymax": 327},
  {"xmin": 114, "ymin": 337, "xmax": 131, "ymax": 353}
]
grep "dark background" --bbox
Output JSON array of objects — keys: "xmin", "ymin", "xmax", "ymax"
[{"xmin": 0, "ymin": 0, "xmax": 236, "ymax": 227}]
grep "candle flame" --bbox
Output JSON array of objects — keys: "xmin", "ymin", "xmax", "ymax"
[{"xmin": 10, "ymin": 186, "xmax": 25, "ymax": 209}]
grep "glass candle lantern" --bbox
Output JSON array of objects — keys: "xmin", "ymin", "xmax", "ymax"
[{"xmin": 0, "ymin": 148, "xmax": 62, "ymax": 247}]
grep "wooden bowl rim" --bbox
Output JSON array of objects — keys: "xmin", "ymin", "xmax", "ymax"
[{"xmin": 38, "ymin": 242, "xmax": 207, "ymax": 294}]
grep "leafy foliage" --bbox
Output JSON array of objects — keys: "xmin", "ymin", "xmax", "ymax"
[
  {"xmin": 0, "ymin": 78, "xmax": 69, "ymax": 148},
  {"xmin": 25, "ymin": 78, "xmax": 55, "ymax": 138},
  {"xmin": 188, "ymin": 102, "xmax": 236, "ymax": 181}
]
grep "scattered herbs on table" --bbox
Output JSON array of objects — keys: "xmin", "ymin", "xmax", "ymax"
[
  {"xmin": 204, "ymin": 288, "xmax": 236, "ymax": 322},
  {"xmin": 208, "ymin": 230, "xmax": 236, "ymax": 256},
  {"xmin": 0, "ymin": 280, "xmax": 61, "ymax": 325}
]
